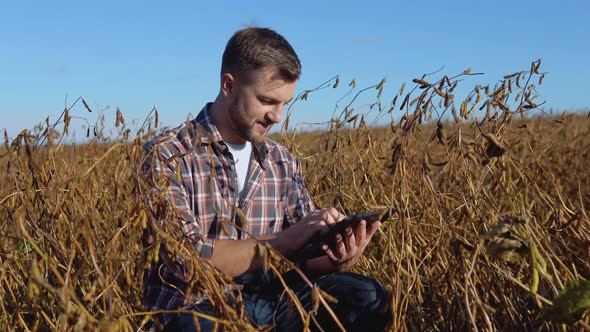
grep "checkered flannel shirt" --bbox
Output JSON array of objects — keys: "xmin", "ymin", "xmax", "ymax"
[{"xmin": 141, "ymin": 103, "xmax": 315, "ymax": 325}]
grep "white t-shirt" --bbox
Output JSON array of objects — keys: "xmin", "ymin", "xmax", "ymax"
[{"xmin": 225, "ymin": 141, "xmax": 252, "ymax": 194}]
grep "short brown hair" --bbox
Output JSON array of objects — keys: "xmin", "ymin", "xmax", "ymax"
[{"xmin": 221, "ymin": 27, "xmax": 301, "ymax": 82}]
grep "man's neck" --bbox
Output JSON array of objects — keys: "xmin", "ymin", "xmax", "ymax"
[{"xmin": 209, "ymin": 98, "xmax": 246, "ymax": 145}]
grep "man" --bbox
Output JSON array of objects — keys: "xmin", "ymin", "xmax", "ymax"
[{"xmin": 142, "ymin": 27, "xmax": 390, "ymax": 331}]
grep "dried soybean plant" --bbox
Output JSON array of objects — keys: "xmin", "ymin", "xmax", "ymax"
[
  {"xmin": 0, "ymin": 97, "xmax": 347, "ymax": 331},
  {"xmin": 280, "ymin": 59, "xmax": 590, "ymax": 331},
  {"xmin": 1, "ymin": 58, "xmax": 589, "ymax": 331}
]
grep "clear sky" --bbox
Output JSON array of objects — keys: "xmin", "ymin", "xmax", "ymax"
[{"xmin": 1, "ymin": 0, "xmax": 589, "ymax": 139}]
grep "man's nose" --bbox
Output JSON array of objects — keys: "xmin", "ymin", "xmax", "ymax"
[{"xmin": 267, "ymin": 106, "xmax": 283, "ymax": 124}]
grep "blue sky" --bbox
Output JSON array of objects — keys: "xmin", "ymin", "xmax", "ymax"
[{"xmin": 1, "ymin": 0, "xmax": 589, "ymax": 139}]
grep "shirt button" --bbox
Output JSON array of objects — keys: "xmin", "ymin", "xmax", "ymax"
[{"xmin": 230, "ymin": 165, "xmax": 235, "ymax": 171}]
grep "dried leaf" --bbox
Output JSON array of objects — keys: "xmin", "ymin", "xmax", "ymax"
[
  {"xmin": 482, "ymin": 133, "xmax": 506, "ymax": 158},
  {"xmin": 400, "ymin": 94, "xmax": 410, "ymax": 110},
  {"xmin": 116, "ymin": 107, "xmax": 125, "ymax": 127},
  {"xmin": 376, "ymin": 78, "xmax": 386, "ymax": 91},
  {"xmin": 81, "ymin": 98, "xmax": 92, "ymax": 112},
  {"xmin": 412, "ymin": 78, "xmax": 430, "ymax": 88},
  {"xmin": 484, "ymin": 216, "xmax": 529, "ymax": 263},
  {"xmin": 436, "ymin": 123, "xmax": 447, "ymax": 145}
]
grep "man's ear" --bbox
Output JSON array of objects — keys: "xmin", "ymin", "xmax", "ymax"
[{"xmin": 221, "ymin": 73, "xmax": 235, "ymax": 98}]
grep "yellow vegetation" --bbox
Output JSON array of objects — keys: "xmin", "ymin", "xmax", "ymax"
[{"xmin": 1, "ymin": 61, "xmax": 589, "ymax": 331}]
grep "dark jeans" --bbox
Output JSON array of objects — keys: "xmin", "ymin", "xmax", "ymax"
[{"xmin": 162, "ymin": 270, "xmax": 390, "ymax": 331}]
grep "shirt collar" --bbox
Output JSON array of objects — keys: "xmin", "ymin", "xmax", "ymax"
[{"xmin": 194, "ymin": 103, "xmax": 269, "ymax": 167}]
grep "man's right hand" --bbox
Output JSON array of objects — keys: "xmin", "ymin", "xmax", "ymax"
[
  {"xmin": 270, "ymin": 207, "xmax": 345, "ymax": 257},
  {"xmin": 211, "ymin": 208, "xmax": 345, "ymax": 277}
]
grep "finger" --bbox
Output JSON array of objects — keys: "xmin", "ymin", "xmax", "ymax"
[
  {"xmin": 326, "ymin": 207, "xmax": 346, "ymax": 222},
  {"xmin": 355, "ymin": 219, "xmax": 367, "ymax": 247},
  {"xmin": 305, "ymin": 211, "xmax": 328, "ymax": 234},
  {"xmin": 344, "ymin": 227, "xmax": 357, "ymax": 255},
  {"xmin": 365, "ymin": 220, "xmax": 382, "ymax": 240},
  {"xmin": 333, "ymin": 233, "xmax": 347, "ymax": 259},
  {"xmin": 306, "ymin": 210, "xmax": 325, "ymax": 225},
  {"xmin": 323, "ymin": 244, "xmax": 339, "ymax": 262},
  {"xmin": 322, "ymin": 209, "xmax": 338, "ymax": 225}
]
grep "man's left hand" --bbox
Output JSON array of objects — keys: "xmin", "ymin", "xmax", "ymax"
[{"xmin": 321, "ymin": 219, "xmax": 382, "ymax": 271}]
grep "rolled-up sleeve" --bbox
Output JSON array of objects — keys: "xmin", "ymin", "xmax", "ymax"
[{"xmin": 142, "ymin": 142, "xmax": 215, "ymax": 259}]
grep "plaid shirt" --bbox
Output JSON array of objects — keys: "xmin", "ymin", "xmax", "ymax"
[{"xmin": 142, "ymin": 103, "xmax": 315, "ymax": 324}]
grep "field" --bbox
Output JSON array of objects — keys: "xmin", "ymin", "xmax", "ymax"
[{"xmin": 1, "ymin": 62, "xmax": 589, "ymax": 331}]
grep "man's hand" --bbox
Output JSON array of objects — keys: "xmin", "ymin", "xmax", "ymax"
[
  {"xmin": 270, "ymin": 207, "xmax": 345, "ymax": 257},
  {"xmin": 319, "ymin": 218, "xmax": 382, "ymax": 272},
  {"xmin": 211, "ymin": 208, "xmax": 344, "ymax": 278}
]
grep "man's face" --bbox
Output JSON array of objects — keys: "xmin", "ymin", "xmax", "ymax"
[{"xmin": 225, "ymin": 68, "xmax": 296, "ymax": 144}]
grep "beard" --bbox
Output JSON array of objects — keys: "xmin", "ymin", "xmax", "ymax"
[{"xmin": 227, "ymin": 99, "xmax": 269, "ymax": 145}]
